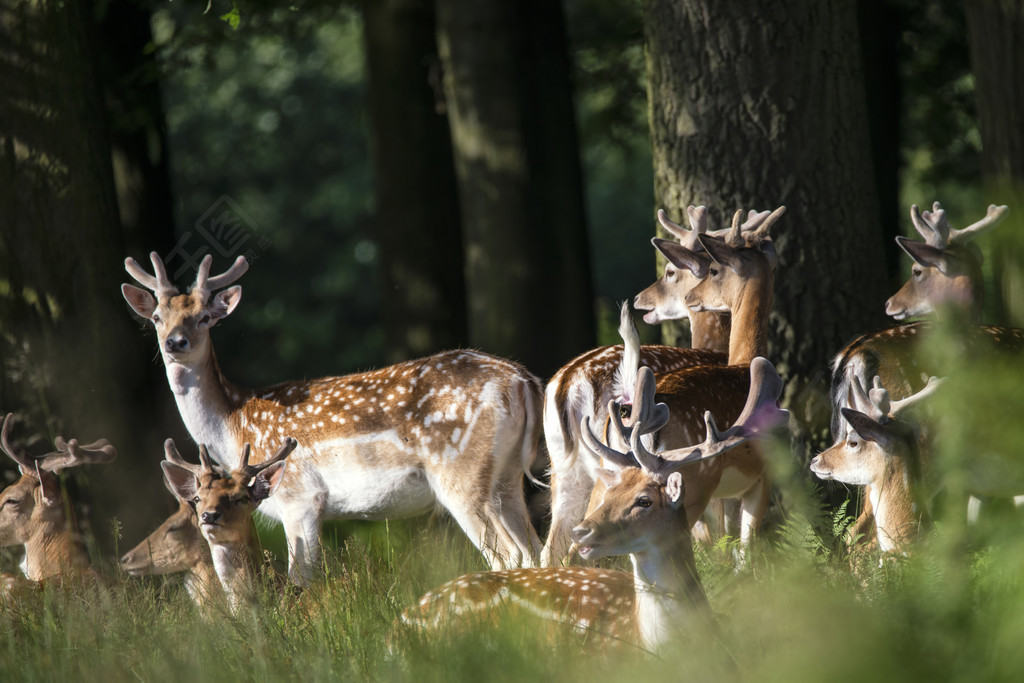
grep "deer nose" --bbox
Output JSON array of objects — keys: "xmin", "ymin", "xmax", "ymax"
[
  {"xmin": 165, "ymin": 336, "xmax": 190, "ymax": 353},
  {"xmin": 570, "ymin": 525, "xmax": 593, "ymax": 545},
  {"xmin": 201, "ymin": 510, "xmax": 220, "ymax": 525}
]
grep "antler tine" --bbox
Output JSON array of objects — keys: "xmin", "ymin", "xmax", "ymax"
[
  {"xmin": 244, "ymin": 437, "xmax": 298, "ymax": 477},
  {"xmin": 909, "ymin": 204, "xmax": 945, "ymax": 248},
  {"xmin": 0, "ymin": 413, "xmax": 36, "ymax": 471},
  {"xmin": 866, "ymin": 376, "xmax": 892, "ymax": 419},
  {"xmin": 889, "ymin": 376, "xmax": 944, "ymax": 419},
  {"xmin": 163, "ymin": 438, "xmax": 203, "ymax": 476},
  {"xmin": 192, "ymin": 254, "xmax": 214, "ymax": 298},
  {"xmin": 725, "ymin": 209, "xmax": 744, "ymax": 247},
  {"xmin": 628, "ymin": 422, "xmax": 671, "ymax": 474},
  {"xmin": 579, "ymin": 416, "xmax": 638, "ymax": 470},
  {"xmin": 203, "ymin": 255, "xmax": 249, "ymax": 295},
  {"xmin": 658, "ymin": 208, "xmax": 702, "ymax": 250},
  {"xmin": 197, "ymin": 444, "xmax": 215, "ymax": 473},
  {"xmin": 950, "ymin": 204, "xmax": 1009, "ymax": 245},
  {"xmin": 685, "ymin": 205, "xmax": 709, "ymax": 234},
  {"xmin": 41, "ymin": 435, "xmax": 117, "ymax": 472},
  {"xmin": 847, "ymin": 374, "xmax": 886, "ymax": 423},
  {"xmin": 921, "ymin": 201, "xmax": 952, "ymax": 246},
  {"xmin": 124, "ymin": 252, "xmax": 178, "ymax": 299},
  {"xmin": 739, "ymin": 209, "xmax": 772, "ymax": 232},
  {"xmin": 746, "ymin": 205, "xmax": 786, "ymax": 243}
]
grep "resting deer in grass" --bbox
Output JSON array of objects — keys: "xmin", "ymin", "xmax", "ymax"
[
  {"xmin": 541, "ymin": 206, "xmax": 779, "ymax": 566},
  {"xmin": 122, "ymin": 253, "xmax": 544, "ymax": 582},
  {"xmin": 121, "ymin": 453, "xmax": 220, "ymax": 609},
  {"xmin": 811, "ymin": 376, "xmax": 942, "ymax": 552},
  {"xmin": 0, "ymin": 413, "xmax": 116, "ymax": 590},
  {"xmin": 161, "ymin": 438, "xmax": 296, "ymax": 612},
  {"xmin": 830, "ymin": 202, "xmax": 1023, "ymax": 542},
  {"xmin": 402, "ymin": 358, "xmax": 788, "ymax": 653}
]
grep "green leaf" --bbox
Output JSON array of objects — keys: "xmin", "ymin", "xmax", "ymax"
[{"xmin": 220, "ymin": 2, "xmax": 241, "ymax": 31}]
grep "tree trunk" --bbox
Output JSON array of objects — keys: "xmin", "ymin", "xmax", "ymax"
[
  {"xmin": 436, "ymin": 0, "xmax": 595, "ymax": 379},
  {"xmin": 644, "ymin": 0, "xmax": 889, "ymax": 446},
  {"xmin": 965, "ymin": 0, "xmax": 1024, "ymax": 325},
  {"xmin": 0, "ymin": 0, "xmax": 165, "ymax": 549},
  {"xmin": 364, "ymin": 0, "xmax": 467, "ymax": 363}
]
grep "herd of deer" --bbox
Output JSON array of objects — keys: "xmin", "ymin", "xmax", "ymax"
[{"xmin": 2, "ymin": 200, "xmax": 1021, "ymax": 654}]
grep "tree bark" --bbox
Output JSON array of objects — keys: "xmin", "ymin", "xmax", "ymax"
[
  {"xmin": 644, "ymin": 0, "xmax": 889, "ymax": 445},
  {"xmin": 965, "ymin": 0, "xmax": 1024, "ymax": 325},
  {"xmin": 364, "ymin": 0, "xmax": 467, "ymax": 363},
  {"xmin": 436, "ymin": 0, "xmax": 595, "ymax": 379}
]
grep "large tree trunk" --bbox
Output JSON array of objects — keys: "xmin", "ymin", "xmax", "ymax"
[
  {"xmin": 644, "ymin": 1, "xmax": 889, "ymax": 446},
  {"xmin": 364, "ymin": 0, "xmax": 467, "ymax": 363},
  {"xmin": 0, "ymin": 0, "xmax": 165, "ymax": 549},
  {"xmin": 965, "ymin": 0, "xmax": 1024, "ymax": 325},
  {"xmin": 436, "ymin": 0, "xmax": 595, "ymax": 379}
]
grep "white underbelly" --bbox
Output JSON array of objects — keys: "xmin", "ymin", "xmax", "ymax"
[{"xmin": 322, "ymin": 465, "xmax": 436, "ymax": 520}]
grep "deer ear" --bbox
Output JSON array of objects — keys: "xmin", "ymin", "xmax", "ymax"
[
  {"xmin": 209, "ymin": 286, "xmax": 242, "ymax": 320},
  {"xmin": 37, "ymin": 469, "xmax": 63, "ymax": 507},
  {"xmin": 896, "ymin": 237, "xmax": 948, "ymax": 273},
  {"xmin": 697, "ymin": 234, "xmax": 743, "ymax": 273},
  {"xmin": 840, "ymin": 408, "xmax": 896, "ymax": 452},
  {"xmin": 122, "ymin": 284, "xmax": 158, "ymax": 319},
  {"xmin": 249, "ymin": 461, "xmax": 288, "ymax": 505},
  {"xmin": 665, "ymin": 471, "xmax": 684, "ymax": 507},
  {"xmin": 652, "ymin": 238, "xmax": 708, "ymax": 277},
  {"xmin": 161, "ymin": 462, "xmax": 199, "ymax": 502}
]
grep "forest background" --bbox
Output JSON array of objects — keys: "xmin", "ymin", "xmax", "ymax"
[{"xmin": 1, "ymin": 0, "xmax": 1022, "ymax": 559}]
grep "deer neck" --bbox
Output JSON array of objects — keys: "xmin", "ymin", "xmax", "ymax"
[
  {"xmin": 185, "ymin": 552, "xmax": 222, "ymax": 608},
  {"xmin": 22, "ymin": 526, "xmax": 90, "ymax": 582},
  {"xmin": 165, "ymin": 348, "xmax": 245, "ymax": 468},
  {"xmin": 727, "ymin": 276, "xmax": 773, "ymax": 365},
  {"xmin": 871, "ymin": 463, "xmax": 922, "ymax": 553},
  {"xmin": 629, "ymin": 520, "xmax": 709, "ymax": 651},
  {"xmin": 689, "ymin": 310, "xmax": 731, "ymax": 354},
  {"xmin": 208, "ymin": 528, "xmax": 262, "ymax": 612}
]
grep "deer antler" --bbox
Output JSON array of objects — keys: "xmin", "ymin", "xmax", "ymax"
[
  {"xmin": 0, "ymin": 413, "xmax": 116, "ymax": 474},
  {"xmin": 848, "ymin": 375, "xmax": 943, "ymax": 425},
  {"xmin": 631, "ymin": 357, "xmax": 789, "ymax": 476},
  {"xmin": 888, "ymin": 376, "xmax": 943, "ymax": 418},
  {"xmin": 608, "ymin": 367, "xmax": 670, "ymax": 446},
  {"xmin": 0, "ymin": 413, "xmax": 36, "ymax": 472},
  {"xmin": 163, "ymin": 439, "xmax": 203, "ymax": 477},
  {"xmin": 579, "ymin": 416, "xmax": 640, "ymax": 470},
  {"xmin": 744, "ymin": 205, "xmax": 787, "ymax": 244},
  {"xmin": 240, "ymin": 438, "xmax": 298, "ymax": 480},
  {"xmin": 124, "ymin": 252, "xmax": 178, "ymax": 300},
  {"xmin": 193, "ymin": 255, "xmax": 249, "ymax": 302},
  {"xmin": 909, "ymin": 202, "xmax": 1008, "ymax": 249}
]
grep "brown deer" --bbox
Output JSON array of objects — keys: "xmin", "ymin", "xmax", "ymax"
[
  {"xmin": 122, "ymin": 253, "xmax": 544, "ymax": 582},
  {"xmin": 0, "ymin": 413, "xmax": 116, "ymax": 589},
  {"xmin": 811, "ymin": 376, "xmax": 942, "ymax": 552},
  {"xmin": 541, "ymin": 206, "xmax": 778, "ymax": 566},
  {"xmin": 161, "ymin": 438, "xmax": 296, "ymax": 612},
  {"xmin": 830, "ymin": 202, "xmax": 1023, "ymax": 543},
  {"xmin": 120, "ymin": 446, "xmax": 221, "ymax": 609},
  {"xmin": 401, "ymin": 358, "xmax": 788, "ymax": 653}
]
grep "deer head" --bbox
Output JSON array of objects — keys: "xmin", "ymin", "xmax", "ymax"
[
  {"xmin": 885, "ymin": 203, "xmax": 1008, "ymax": 321},
  {"xmin": 121, "ymin": 253, "xmax": 249, "ymax": 365},
  {"xmin": 121, "ymin": 468, "xmax": 208, "ymax": 578},
  {"xmin": 0, "ymin": 413, "xmax": 116, "ymax": 575}
]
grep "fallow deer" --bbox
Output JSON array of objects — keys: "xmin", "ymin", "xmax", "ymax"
[
  {"xmin": 811, "ymin": 376, "xmax": 942, "ymax": 552},
  {"xmin": 122, "ymin": 253, "xmax": 544, "ymax": 582},
  {"xmin": 162, "ymin": 438, "xmax": 295, "ymax": 612},
  {"xmin": 0, "ymin": 413, "xmax": 116, "ymax": 589},
  {"xmin": 121, "ymin": 455, "xmax": 221, "ymax": 609},
  {"xmin": 402, "ymin": 357, "xmax": 788, "ymax": 654},
  {"xmin": 830, "ymin": 202, "xmax": 1023, "ymax": 542},
  {"xmin": 541, "ymin": 206, "xmax": 777, "ymax": 566}
]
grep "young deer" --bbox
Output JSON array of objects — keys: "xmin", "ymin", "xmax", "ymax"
[
  {"xmin": 122, "ymin": 253, "xmax": 544, "ymax": 582},
  {"xmin": 120, "ymin": 454, "xmax": 220, "ymax": 609},
  {"xmin": 830, "ymin": 202, "xmax": 1023, "ymax": 542},
  {"xmin": 0, "ymin": 413, "xmax": 116, "ymax": 587},
  {"xmin": 402, "ymin": 358, "xmax": 788, "ymax": 653},
  {"xmin": 162, "ymin": 438, "xmax": 296, "ymax": 612},
  {"xmin": 811, "ymin": 376, "xmax": 942, "ymax": 552},
  {"xmin": 541, "ymin": 206, "xmax": 777, "ymax": 566}
]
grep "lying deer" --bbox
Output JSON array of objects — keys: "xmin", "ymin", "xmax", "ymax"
[
  {"xmin": 830, "ymin": 202, "xmax": 1023, "ymax": 542},
  {"xmin": 161, "ymin": 438, "xmax": 296, "ymax": 612},
  {"xmin": 121, "ymin": 448, "xmax": 221, "ymax": 609},
  {"xmin": 542, "ymin": 206, "xmax": 779, "ymax": 566},
  {"xmin": 0, "ymin": 413, "xmax": 116, "ymax": 590},
  {"xmin": 402, "ymin": 358, "xmax": 788, "ymax": 653},
  {"xmin": 122, "ymin": 253, "xmax": 543, "ymax": 582}
]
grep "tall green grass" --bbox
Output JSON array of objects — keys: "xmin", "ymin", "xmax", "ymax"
[{"xmin": 3, "ymin": 341, "xmax": 1024, "ymax": 682}]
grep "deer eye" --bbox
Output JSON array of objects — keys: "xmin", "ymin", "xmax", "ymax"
[
  {"xmin": 635, "ymin": 496, "xmax": 652, "ymax": 509},
  {"xmin": 912, "ymin": 268, "xmax": 923, "ymax": 279},
  {"xmin": 848, "ymin": 439, "xmax": 859, "ymax": 449},
  {"xmin": 192, "ymin": 496, "xmax": 200, "ymax": 506},
  {"xmin": 199, "ymin": 314, "xmax": 211, "ymax": 325},
  {"xmin": 166, "ymin": 523, "xmax": 185, "ymax": 533},
  {"xmin": 152, "ymin": 313, "xmax": 161, "ymax": 324},
  {"xmin": 2, "ymin": 498, "xmax": 22, "ymax": 509},
  {"xmin": 709, "ymin": 267, "xmax": 719, "ymax": 277},
  {"xmin": 665, "ymin": 267, "xmax": 676, "ymax": 280}
]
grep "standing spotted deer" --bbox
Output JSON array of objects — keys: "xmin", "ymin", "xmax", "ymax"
[
  {"xmin": 402, "ymin": 358, "xmax": 788, "ymax": 653},
  {"xmin": 162, "ymin": 438, "xmax": 296, "ymax": 612},
  {"xmin": 122, "ymin": 253, "xmax": 544, "ymax": 583},
  {"xmin": 0, "ymin": 413, "xmax": 116, "ymax": 588},
  {"xmin": 541, "ymin": 206, "xmax": 776, "ymax": 566}
]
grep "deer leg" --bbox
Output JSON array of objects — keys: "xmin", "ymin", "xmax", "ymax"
[
  {"xmin": 493, "ymin": 475, "xmax": 542, "ymax": 568},
  {"xmin": 282, "ymin": 508, "xmax": 323, "ymax": 586},
  {"xmin": 540, "ymin": 457, "xmax": 595, "ymax": 567},
  {"xmin": 738, "ymin": 477, "xmax": 770, "ymax": 563}
]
